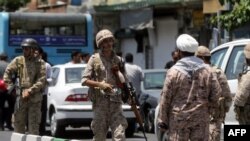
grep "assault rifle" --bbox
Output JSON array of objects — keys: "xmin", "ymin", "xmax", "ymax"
[
  {"xmin": 112, "ymin": 66, "xmax": 147, "ymax": 141},
  {"xmin": 123, "ymin": 82, "xmax": 147, "ymax": 141},
  {"xmin": 13, "ymin": 58, "xmax": 23, "ymax": 111}
]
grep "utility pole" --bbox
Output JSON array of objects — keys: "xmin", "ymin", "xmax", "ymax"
[
  {"xmin": 217, "ymin": 10, "xmax": 221, "ymax": 45},
  {"xmin": 224, "ymin": 1, "xmax": 231, "ymax": 42}
]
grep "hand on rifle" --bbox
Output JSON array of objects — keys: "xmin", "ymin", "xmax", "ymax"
[
  {"xmin": 22, "ymin": 89, "xmax": 30, "ymax": 99},
  {"xmin": 98, "ymin": 81, "xmax": 113, "ymax": 93}
]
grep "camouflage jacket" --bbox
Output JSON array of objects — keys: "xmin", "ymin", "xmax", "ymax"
[
  {"xmin": 81, "ymin": 51, "xmax": 128, "ymax": 103},
  {"xmin": 234, "ymin": 71, "xmax": 250, "ymax": 106},
  {"xmin": 158, "ymin": 56, "xmax": 221, "ymax": 128},
  {"xmin": 212, "ymin": 66, "xmax": 232, "ymax": 105},
  {"xmin": 3, "ymin": 56, "xmax": 46, "ymax": 95}
]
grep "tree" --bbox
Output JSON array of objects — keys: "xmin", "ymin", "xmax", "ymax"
[
  {"xmin": 0, "ymin": 0, "xmax": 31, "ymax": 12},
  {"xmin": 213, "ymin": 0, "xmax": 250, "ymax": 31}
]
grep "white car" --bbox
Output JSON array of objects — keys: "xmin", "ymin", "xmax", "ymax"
[
  {"xmin": 139, "ymin": 69, "xmax": 166, "ymax": 133},
  {"xmin": 155, "ymin": 39, "xmax": 250, "ymax": 141},
  {"xmin": 47, "ymin": 64, "xmax": 136, "ymax": 137}
]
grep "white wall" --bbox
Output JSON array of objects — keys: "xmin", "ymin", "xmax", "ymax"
[
  {"xmin": 154, "ymin": 18, "xmax": 178, "ymax": 68},
  {"xmin": 120, "ymin": 38, "xmax": 145, "ymax": 69},
  {"xmin": 120, "ymin": 18, "xmax": 178, "ymax": 69}
]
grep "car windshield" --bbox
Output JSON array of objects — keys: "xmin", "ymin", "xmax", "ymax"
[
  {"xmin": 143, "ymin": 71, "xmax": 166, "ymax": 90},
  {"xmin": 65, "ymin": 67, "xmax": 84, "ymax": 83}
]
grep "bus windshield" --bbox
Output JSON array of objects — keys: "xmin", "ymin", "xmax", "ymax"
[
  {"xmin": 9, "ymin": 13, "xmax": 87, "ymax": 46},
  {"xmin": 0, "ymin": 12, "xmax": 93, "ymax": 65}
]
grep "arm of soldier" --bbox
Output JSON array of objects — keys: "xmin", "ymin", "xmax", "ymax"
[
  {"xmin": 27, "ymin": 61, "xmax": 46, "ymax": 95},
  {"xmin": 3, "ymin": 58, "xmax": 18, "ymax": 90},
  {"xmin": 217, "ymin": 71, "xmax": 232, "ymax": 111},
  {"xmin": 209, "ymin": 71, "xmax": 221, "ymax": 111},
  {"xmin": 234, "ymin": 73, "xmax": 250, "ymax": 107},
  {"xmin": 158, "ymin": 70, "xmax": 174, "ymax": 131}
]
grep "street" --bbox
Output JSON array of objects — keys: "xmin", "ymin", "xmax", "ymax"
[{"xmin": 0, "ymin": 128, "xmax": 157, "ymax": 141}]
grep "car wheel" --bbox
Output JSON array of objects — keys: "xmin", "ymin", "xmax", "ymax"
[
  {"xmin": 50, "ymin": 111, "xmax": 65, "ymax": 137},
  {"xmin": 144, "ymin": 110, "xmax": 154, "ymax": 133},
  {"xmin": 125, "ymin": 120, "xmax": 136, "ymax": 137}
]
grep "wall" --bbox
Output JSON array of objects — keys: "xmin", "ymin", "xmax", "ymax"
[
  {"xmin": 154, "ymin": 18, "xmax": 178, "ymax": 68},
  {"xmin": 120, "ymin": 38, "xmax": 145, "ymax": 69}
]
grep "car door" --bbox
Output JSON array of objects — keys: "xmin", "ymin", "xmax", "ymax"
[
  {"xmin": 211, "ymin": 43, "xmax": 246, "ymax": 125},
  {"xmin": 224, "ymin": 45, "xmax": 245, "ymax": 95},
  {"xmin": 47, "ymin": 67, "xmax": 60, "ymax": 111},
  {"xmin": 211, "ymin": 45, "xmax": 245, "ymax": 95}
]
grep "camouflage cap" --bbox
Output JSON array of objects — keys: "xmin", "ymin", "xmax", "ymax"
[
  {"xmin": 95, "ymin": 29, "xmax": 114, "ymax": 48},
  {"xmin": 244, "ymin": 43, "xmax": 250, "ymax": 59},
  {"xmin": 195, "ymin": 46, "xmax": 211, "ymax": 56}
]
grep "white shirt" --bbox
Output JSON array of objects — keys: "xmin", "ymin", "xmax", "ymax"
[
  {"xmin": 125, "ymin": 63, "xmax": 143, "ymax": 97},
  {"xmin": 44, "ymin": 62, "xmax": 52, "ymax": 95}
]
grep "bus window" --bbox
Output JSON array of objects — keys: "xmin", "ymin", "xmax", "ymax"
[{"xmin": 0, "ymin": 12, "xmax": 93, "ymax": 65}]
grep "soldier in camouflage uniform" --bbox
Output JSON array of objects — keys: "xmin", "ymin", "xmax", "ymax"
[
  {"xmin": 3, "ymin": 38, "xmax": 46, "ymax": 135},
  {"xmin": 234, "ymin": 43, "xmax": 250, "ymax": 124},
  {"xmin": 158, "ymin": 34, "xmax": 221, "ymax": 141},
  {"xmin": 196, "ymin": 46, "xmax": 232, "ymax": 141},
  {"xmin": 81, "ymin": 29, "xmax": 128, "ymax": 141}
]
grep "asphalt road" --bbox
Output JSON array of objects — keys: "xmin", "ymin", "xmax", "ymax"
[{"xmin": 0, "ymin": 127, "xmax": 156, "ymax": 141}]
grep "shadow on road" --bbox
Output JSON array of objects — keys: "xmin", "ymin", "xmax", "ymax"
[{"xmin": 44, "ymin": 128, "xmax": 146, "ymax": 140}]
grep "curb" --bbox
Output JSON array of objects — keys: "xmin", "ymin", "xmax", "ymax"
[{"xmin": 10, "ymin": 132, "xmax": 81, "ymax": 141}]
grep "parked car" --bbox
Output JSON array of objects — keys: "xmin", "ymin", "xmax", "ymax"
[
  {"xmin": 154, "ymin": 39, "xmax": 250, "ymax": 141},
  {"xmin": 47, "ymin": 64, "xmax": 136, "ymax": 137},
  {"xmin": 139, "ymin": 69, "xmax": 166, "ymax": 133}
]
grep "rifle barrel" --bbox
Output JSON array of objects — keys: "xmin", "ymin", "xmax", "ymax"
[{"xmin": 131, "ymin": 102, "xmax": 147, "ymax": 141}]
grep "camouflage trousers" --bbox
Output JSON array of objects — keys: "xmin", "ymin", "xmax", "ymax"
[
  {"xmin": 209, "ymin": 119, "xmax": 223, "ymax": 141},
  {"xmin": 235, "ymin": 105, "xmax": 250, "ymax": 124},
  {"xmin": 91, "ymin": 97, "xmax": 128, "ymax": 141},
  {"xmin": 14, "ymin": 94, "xmax": 42, "ymax": 135},
  {"xmin": 168, "ymin": 121, "xmax": 209, "ymax": 141}
]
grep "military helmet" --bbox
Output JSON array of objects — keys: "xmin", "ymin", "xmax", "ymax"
[
  {"xmin": 195, "ymin": 46, "xmax": 211, "ymax": 57},
  {"xmin": 95, "ymin": 29, "xmax": 114, "ymax": 48},
  {"xmin": 244, "ymin": 43, "xmax": 250, "ymax": 59},
  {"xmin": 21, "ymin": 38, "xmax": 39, "ymax": 49}
]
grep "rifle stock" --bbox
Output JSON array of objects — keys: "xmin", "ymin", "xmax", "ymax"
[
  {"xmin": 123, "ymin": 82, "xmax": 147, "ymax": 141},
  {"xmin": 14, "ymin": 58, "xmax": 23, "ymax": 111},
  {"xmin": 111, "ymin": 67, "xmax": 147, "ymax": 140}
]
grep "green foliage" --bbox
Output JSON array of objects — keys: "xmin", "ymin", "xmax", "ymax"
[
  {"xmin": 213, "ymin": 0, "xmax": 250, "ymax": 31},
  {"xmin": 0, "ymin": 0, "xmax": 31, "ymax": 12}
]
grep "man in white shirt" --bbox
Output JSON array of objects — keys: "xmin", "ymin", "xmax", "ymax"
[
  {"xmin": 66, "ymin": 51, "xmax": 82, "ymax": 64},
  {"xmin": 125, "ymin": 53, "xmax": 143, "ymax": 98},
  {"xmin": 34, "ymin": 48, "xmax": 52, "ymax": 135}
]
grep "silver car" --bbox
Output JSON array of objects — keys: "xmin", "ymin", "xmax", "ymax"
[
  {"xmin": 139, "ymin": 69, "xmax": 166, "ymax": 133},
  {"xmin": 47, "ymin": 64, "xmax": 136, "ymax": 137}
]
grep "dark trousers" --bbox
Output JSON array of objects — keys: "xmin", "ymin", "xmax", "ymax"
[
  {"xmin": 0, "ymin": 91, "xmax": 5, "ymax": 130},
  {"xmin": 0, "ymin": 90, "xmax": 15, "ymax": 130},
  {"xmin": 39, "ymin": 95, "xmax": 47, "ymax": 135}
]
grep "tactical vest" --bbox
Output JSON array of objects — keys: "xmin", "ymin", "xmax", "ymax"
[
  {"xmin": 15, "ymin": 56, "xmax": 43, "ymax": 89},
  {"xmin": 88, "ymin": 53, "xmax": 125, "ymax": 103}
]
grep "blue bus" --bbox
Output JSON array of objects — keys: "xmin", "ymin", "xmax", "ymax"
[{"xmin": 0, "ymin": 12, "xmax": 94, "ymax": 65}]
